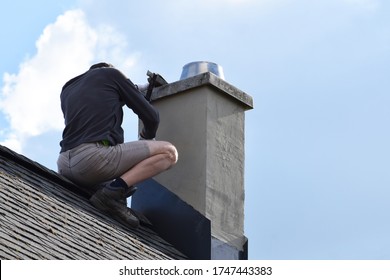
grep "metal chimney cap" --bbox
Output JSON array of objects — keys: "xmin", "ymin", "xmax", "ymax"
[{"xmin": 180, "ymin": 61, "xmax": 225, "ymax": 80}]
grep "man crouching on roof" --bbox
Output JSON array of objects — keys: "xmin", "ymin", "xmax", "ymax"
[{"xmin": 57, "ymin": 62, "xmax": 178, "ymax": 229}]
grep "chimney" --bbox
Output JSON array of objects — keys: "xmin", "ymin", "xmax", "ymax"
[{"xmin": 134, "ymin": 62, "xmax": 253, "ymax": 259}]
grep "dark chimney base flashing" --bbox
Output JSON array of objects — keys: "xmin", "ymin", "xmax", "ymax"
[{"xmin": 132, "ymin": 178, "xmax": 211, "ymax": 260}]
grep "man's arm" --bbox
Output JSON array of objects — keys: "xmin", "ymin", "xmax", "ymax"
[{"xmin": 114, "ymin": 70, "xmax": 160, "ymax": 139}]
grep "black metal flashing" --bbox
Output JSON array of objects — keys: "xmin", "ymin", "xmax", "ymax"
[{"xmin": 132, "ymin": 178, "xmax": 211, "ymax": 260}]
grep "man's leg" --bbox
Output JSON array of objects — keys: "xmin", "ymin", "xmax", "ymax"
[
  {"xmin": 119, "ymin": 140, "xmax": 178, "ymax": 187},
  {"xmin": 90, "ymin": 140, "xmax": 177, "ymax": 228}
]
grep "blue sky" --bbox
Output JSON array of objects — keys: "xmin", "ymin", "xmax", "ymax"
[{"xmin": 1, "ymin": 0, "xmax": 390, "ymax": 260}]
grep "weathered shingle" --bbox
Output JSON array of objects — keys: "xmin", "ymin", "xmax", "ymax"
[{"xmin": 0, "ymin": 145, "xmax": 186, "ymax": 260}]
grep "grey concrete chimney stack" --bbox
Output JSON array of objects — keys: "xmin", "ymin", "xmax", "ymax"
[{"xmin": 148, "ymin": 63, "xmax": 253, "ymax": 259}]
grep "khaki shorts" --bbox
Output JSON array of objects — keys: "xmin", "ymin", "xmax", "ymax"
[{"xmin": 57, "ymin": 141, "xmax": 150, "ymax": 191}]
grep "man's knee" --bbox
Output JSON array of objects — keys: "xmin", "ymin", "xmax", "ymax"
[
  {"xmin": 164, "ymin": 142, "xmax": 178, "ymax": 166},
  {"xmin": 148, "ymin": 140, "xmax": 178, "ymax": 165},
  {"xmin": 169, "ymin": 144, "xmax": 179, "ymax": 165}
]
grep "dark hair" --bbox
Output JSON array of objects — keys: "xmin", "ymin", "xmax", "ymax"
[{"xmin": 89, "ymin": 62, "xmax": 114, "ymax": 70}]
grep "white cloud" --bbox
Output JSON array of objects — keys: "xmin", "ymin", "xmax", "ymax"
[{"xmin": 0, "ymin": 9, "xmax": 139, "ymax": 153}]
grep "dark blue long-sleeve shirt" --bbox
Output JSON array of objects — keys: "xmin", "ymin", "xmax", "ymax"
[{"xmin": 59, "ymin": 67, "xmax": 159, "ymax": 152}]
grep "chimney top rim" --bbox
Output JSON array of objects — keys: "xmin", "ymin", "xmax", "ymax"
[{"xmin": 153, "ymin": 72, "xmax": 253, "ymax": 110}]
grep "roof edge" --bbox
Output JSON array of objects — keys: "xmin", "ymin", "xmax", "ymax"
[{"xmin": 0, "ymin": 144, "xmax": 89, "ymax": 198}]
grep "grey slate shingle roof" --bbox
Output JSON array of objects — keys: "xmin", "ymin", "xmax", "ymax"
[{"xmin": 0, "ymin": 145, "xmax": 186, "ymax": 260}]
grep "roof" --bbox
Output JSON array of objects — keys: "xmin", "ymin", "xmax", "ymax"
[{"xmin": 0, "ymin": 145, "xmax": 186, "ymax": 260}]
